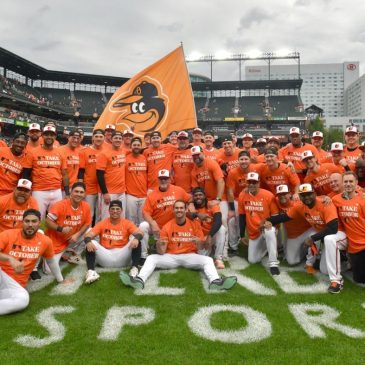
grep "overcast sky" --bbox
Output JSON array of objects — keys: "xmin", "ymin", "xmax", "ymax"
[{"xmin": 1, "ymin": 0, "xmax": 365, "ymax": 81}]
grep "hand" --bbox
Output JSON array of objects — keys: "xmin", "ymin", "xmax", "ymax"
[
  {"xmin": 263, "ymin": 220, "xmax": 273, "ymax": 230},
  {"xmin": 68, "ymin": 233, "xmax": 79, "ymax": 244},
  {"xmin": 292, "ymin": 193, "xmax": 300, "ymax": 201},
  {"xmin": 60, "ymin": 278, "xmax": 75, "ymax": 285},
  {"xmin": 227, "ymin": 210, "xmax": 236, "ymax": 221},
  {"xmin": 62, "ymin": 226, "xmax": 73, "ymax": 235},
  {"xmin": 304, "ymin": 237, "xmax": 314, "ymax": 247},
  {"xmin": 240, "ymin": 237, "xmax": 249, "ymax": 246},
  {"xmin": 197, "ymin": 213, "xmax": 211, "ymax": 222},
  {"xmin": 287, "ymin": 162, "xmax": 296, "ymax": 173},
  {"xmin": 339, "ymin": 158, "xmax": 348, "ymax": 167},
  {"xmin": 191, "ymin": 236, "xmax": 201, "ymax": 244},
  {"xmin": 103, "ymin": 193, "xmax": 111, "ymax": 205},
  {"xmin": 86, "ymin": 241, "xmax": 97, "ymax": 252},
  {"xmin": 10, "ymin": 257, "xmax": 24, "ymax": 273},
  {"xmin": 210, "ymin": 199, "xmax": 221, "ymax": 207},
  {"xmin": 151, "ymin": 221, "xmax": 160, "ymax": 238},
  {"xmin": 129, "ymin": 238, "xmax": 139, "ymax": 249},
  {"xmin": 204, "ymin": 235, "xmax": 212, "ymax": 248},
  {"xmin": 320, "ymin": 195, "xmax": 332, "ymax": 206}
]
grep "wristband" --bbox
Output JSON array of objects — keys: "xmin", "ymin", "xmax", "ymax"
[
  {"xmin": 84, "ymin": 237, "xmax": 92, "ymax": 244},
  {"xmin": 56, "ymin": 226, "xmax": 63, "ymax": 232},
  {"xmin": 228, "ymin": 202, "xmax": 235, "ymax": 210}
]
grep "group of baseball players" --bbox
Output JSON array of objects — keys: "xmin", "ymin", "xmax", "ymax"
[{"xmin": 0, "ymin": 121, "xmax": 365, "ymax": 315}]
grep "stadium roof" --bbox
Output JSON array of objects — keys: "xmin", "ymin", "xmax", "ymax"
[{"xmin": 0, "ymin": 47, "xmax": 128, "ymax": 86}]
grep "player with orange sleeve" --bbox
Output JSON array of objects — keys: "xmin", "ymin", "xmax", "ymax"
[
  {"xmin": 122, "ymin": 129, "xmax": 134, "ymax": 150},
  {"xmin": 171, "ymin": 131, "xmax": 194, "ymax": 193},
  {"xmin": 58, "ymin": 129, "xmax": 81, "ymax": 196},
  {"xmin": 0, "ymin": 133, "xmax": 33, "ymax": 196},
  {"xmin": 125, "ymin": 137, "xmax": 147, "ymax": 225},
  {"xmin": 83, "ymin": 200, "xmax": 143, "ymax": 284},
  {"xmin": 191, "ymin": 128, "xmax": 205, "ymax": 147},
  {"xmin": 343, "ymin": 126, "xmax": 362, "ymax": 163},
  {"xmin": 238, "ymin": 172, "xmax": 280, "ymax": 275},
  {"xmin": 78, "ymin": 129, "xmax": 105, "ymax": 222},
  {"xmin": 102, "ymin": 124, "xmax": 115, "ymax": 151},
  {"xmin": 216, "ymin": 136, "xmax": 241, "ymax": 175},
  {"xmin": 241, "ymin": 133, "xmax": 259, "ymax": 158},
  {"xmin": 25, "ymin": 123, "xmax": 42, "ymax": 152},
  {"xmin": 143, "ymin": 131, "xmax": 176, "ymax": 191},
  {"xmin": 45, "ymin": 182, "xmax": 91, "ymax": 268},
  {"xmin": 120, "ymin": 200, "xmax": 237, "ymax": 291},
  {"xmin": 253, "ymin": 138, "xmax": 267, "ymax": 164},
  {"xmin": 0, "ymin": 179, "xmax": 38, "ymax": 232},
  {"xmin": 96, "ymin": 130, "xmax": 127, "ymax": 220},
  {"xmin": 28, "ymin": 125, "xmax": 69, "ymax": 220},
  {"xmin": 0, "ymin": 209, "xmax": 68, "ymax": 315},
  {"xmin": 265, "ymin": 183, "xmax": 347, "ymax": 294},
  {"xmin": 311, "ymin": 131, "xmax": 332, "ymax": 163},
  {"xmin": 203, "ymin": 130, "xmax": 218, "ymax": 161}
]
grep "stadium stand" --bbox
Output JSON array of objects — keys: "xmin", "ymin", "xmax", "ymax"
[
  {"xmin": 237, "ymin": 96, "xmax": 266, "ymax": 118},
  {"xmin": 269, "ymin": 96, "xmax": 303, "ymax": 118},
  {"xmin": 205, "ymin": 97, "xmax": 235, "ymax": 120},
  {"xmin": 73, "ymin": 90, "xmax": 105, "ymax": 115}
]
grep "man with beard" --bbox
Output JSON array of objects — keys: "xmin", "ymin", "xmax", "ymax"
[
  {"xmin": 311, "ymin": 131, "xmax": 331, "ymax": 163},
  {"xmin": 343, "ymin": 126, "xmax": 362, "ymax": 163},
  {"xmin": 26, "ymin": 123, "xmax": 42, "ymax": 151}
]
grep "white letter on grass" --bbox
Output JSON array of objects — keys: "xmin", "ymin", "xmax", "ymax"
[
  {"xmin": 188, "ymin": 305, "xmax": 272, "ymax": 344},
  {"xmin": 289, "ymin": 303, "xmax": 365, "ymax": 338},
  {"xmin": 98, "ymin": 306, "xmax": 155, "ymax": 341},
  {"xmin": 15, "ymin": 306, "xmax": 75, "ymax": 348}
]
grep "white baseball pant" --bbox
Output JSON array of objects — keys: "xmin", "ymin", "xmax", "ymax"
[
  {"xmin": 227, "ymin": 201, "xmax": 239, "ymax": 250},
  {"xmin": 125, "ymin": 194, "xmax": 146, "ymax": 226},
  {"xmin": 0, "ymin": 268, "xmax": 29, "ymax": 315},
  {"xmin": 248, "ymin": 227, "xmax": 279, "ymax": 267},
  {"xmin": 139, "ymin": 221, "xmax": 156, "ymax": 259},
  {"xmin": 98, "ymin": 192, "xmax": 126, "ymax": 221},
  {"xmin": 219, "ymin": 201, "xmax": 229, "ymax": 258},
  {"xmin": 138, "ymin": 253, "xmax": 220, "ymax": 284},
  {"xmin": 85, "ymin": 194, "xmax": 98, "ymax": 222},
  {"xmin": 32, "ymin": 189, "xmax": 63, "ymax": 220},
  {"xmin": 199, "ymin": 226, "xmax": 226, "ymax": 260}
]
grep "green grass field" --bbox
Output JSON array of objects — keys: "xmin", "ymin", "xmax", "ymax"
[{"xmin": 1, "ymin": 253, "xmax": 365, "ymax": 365}]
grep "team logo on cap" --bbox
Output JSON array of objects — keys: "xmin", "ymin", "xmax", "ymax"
[
  {"xmin": 247, "ymin": 172, "xmax": 259, "ymax": 181},
  {"xmin": 111, "ymin": 77, "xmax": 168, "ymax": 134},
  {"xmin": 299, "ymin": 184, "xmax": 313, "ymax": 193},
  {"xmin": 191, "ymin": 146, "xmax": 202, "ymax": 155},
  {"xmin": 158, "ymin": 169, "xmax": 170, "ymax": 178},
  {"xmin": 276, "ymin": 185, "xmax": 289, "ymax": 194}
]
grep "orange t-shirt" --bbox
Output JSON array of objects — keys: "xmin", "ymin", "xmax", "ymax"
[
  {"xmin": 91, "ymin": 218, "xmax": 137, "ymax": 249},
  {"xmin": 260, "ymin": 163, "xmax": 300, "ymax": 195},
  {"xmin": 203, "ymin": 147, "xmax": 218, "ymax": 161},
  {"xmin": 343, "ymin": 146, "xmax": 362, "ymax": 164},
  {"xmin": 79, "ymin": 145, "xmax": 104, "ymax": 195},
  {"xmin": 238, "ymin": 188, "xmax": 279, "ymax": 239},
  {"xmin": 195, "ymin": 203, "xmax": 221, "ymax": 236},
  {"xmin": 96, "ymin": 147, "xmax": 127, "ymax": 194},
  {"xmin": 143, "ymin": 184, "xmax": 191, "ymax": 228},
  {"xmin": 316, "ymin": 149, "xmax": 332, "ymax": 164},
  {"xmin": 226, "ymin": 164, "xmax": 261, "ymax": 199},
  {"xmin": 287, "ymin": 197, "xmax": 338, "ymax": 232},
  {"xmin": 332, "ymin": 193, "xmax": 365, "ymax": 253},
  {"xmin": 279, "ymin": 143, "xmax": 319, "ymax": 172},
  {"xmin": 58, "ymin": 145, "xmax": 80, "ymax": 188},
  {"xmin": 172, "ymin": 148, "xmax": 194, "ymax": 193},
  {"xmin": 125, "ymin": 153, "xmax": 148, "ymax": 198},
  {"xmin": 0, "ymin": 147, "xmax": 33, "ymax": 195},
  {"xmin": 216, "ymin": 148, "xmax": 241, "ymax": 173},
  {"xmin": 191, "ymin": 159, "xmax": 224, "ymax": 201},
  {"xmin": 276, "ymin": 198, "xmax": 311, "ymax": 239},
  {"xmin": 0, "ymin": 229, "xmax": 54, "ymax": 287},
  {"xmin": 143, "ymin": 144, "xmax": 176, "ymax": 190},
  {"xmin": 255, "ymin": 154, "xmax": 266, "ymax": 164},
  {"xmin": 304, "ymin": 163, "xmax": 340, "ymax": 196},
  {"xmin": 0, "ymin": 193, "xmax": 39, "ymax": 232},
  {"xmin": 160, "ymin": 218, "xmax": 204, "ymax": 254},
  {"xmin": 46, "ymin": 199, "xmax": 91, "ymax": 253},
  {"xmin": 30, "ymin": 146, "xmax": 67, "ymax": 191},
  {"xmin": 0, "ymin": 139, "xmax": 7, "ymax": 147}
]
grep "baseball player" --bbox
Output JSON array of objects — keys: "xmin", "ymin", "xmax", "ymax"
[
  {"xmin": 122, "ymin": 129, "xmax": 134, "ymax": 150},
  {"xmin": 343, "ymin": 126, "xmax": 362, "ymax": 163},
  {"xmin": 203, "ymin": 130, "xmax": 218, "ymax": 161},
  {"xmin": 25, "ymin": 123, "xmax": 42, "ymax": 151},
  {"xmin": 103, "ymin": 124, "xmax": 116, "ymax": 151},
  {"xmin": 192, "ymin": 128, "xmax": 204, "ymax": 147},
  {"xmin": 311, "ymin": 131, "xmax": 332, "ymax": 163}
]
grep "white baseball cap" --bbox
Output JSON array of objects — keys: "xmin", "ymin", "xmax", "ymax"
[
  {"xmin": 268, "ymin": 136, "xmax": 280, "ymax": 142},
  {"xmin": 331, "ymin": 142, "xmax": 343, "ymax": 151},
  {"xmin": 105, "ymin": 124, "xmax": 116, "ymax": 131},
  {"xmin": 345, "ymin": 126, "xmax": 358, "ymax": 134},
  {"xmin": 276, "ymin": 185, "xmax": 289, "ymax": 195},
  {"xmin": 298, "ymin": 183, "xmax": 314, "ymax": 194},
  {"xmin": 43, "ymin": 125, "xmax": 56, "ymax": 134},
  {"xmin": 17, "ymin": 179, "xmax": 32, "ymax": 190},
  {"xmin": 158, "ymin": 169, "xmax": 170, "ymax": 178},
  {"xmin": 289, "ymin": 127, "xmax": 300, "ymax": 135},
  {"xmin": 193, "ymin": 127, "xmax": 203, "ymax": 134},
  {"xmin": 247, "ymin": 172, "xmax": 259, "ymax": 181},
  {"xmin": 301, "ymin": 150, "xmax": 314, "ymax": 160},
  {"xmin": 123, "ymin": 129, "xmax": 134, "ymax": 136},
  {"xmin": 256, "ymin": 138, "xmax": 267, "ymax": 144},
  {"xmin": 191, "ymin": 146, "xmax": 202, "ymax": 155},
  {"xmin": 28, "ymin": 123, "xmax": 41, "ymax": 131},
  {"xmin": 178, "ymin": 131, "xmax": 189, "ymax": 139},
  {"xmin": 242, "ymin": 133, "xmax": 253, "ymax": 140},
  {"xmin": 312, "ymin": 131, "xmax": 323, "ymax": 138}
]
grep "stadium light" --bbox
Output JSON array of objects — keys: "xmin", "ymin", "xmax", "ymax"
[
  {"xmin": 214, "ymin": 50, "xmax": 231, "ymax": 60},
  {"xmin": 246, "ymin": 50, "xmax": 261, "ymax": 59},
  {"xmin": 186, "ymin": 51, "xmax": 203, "ymax": 61}
]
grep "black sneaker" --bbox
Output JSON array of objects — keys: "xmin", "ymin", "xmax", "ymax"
[
  {"xmin": 228, "ymin": 248, "xmax": 239, "ymax": 257},
  {"xmin": 119, "ymin": 271, "xmax": 144, "ymax": 289},
  {"xmin": 270, "ymin": 267, "xmax": 280, "ymax": 276},
  {"xmin": 209, "ymin": 276, "xmax": 237, "ymax": 290},
  {"xmin": 30, "ymin": 270, "xmax": 41, "ymax": 280},
  {"xmin": 138, "ymin": 257, "xmax": 146, "ymax": 266},
  {"xmin": 328, "ymin": 281, "xmax": 343, "ymax": 294}
]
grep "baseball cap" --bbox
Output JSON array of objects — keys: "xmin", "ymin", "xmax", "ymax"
[
  {"xmin": 123, "ymin": 129, "xmax": 134, "ymax": 136},
  {"xmin": 17, "ymin": 179, "xmax": 32, "ymax": 190},
  {"xmin": 203, "ymin": 130, "xmax": 214, "ymax": 137},
  {"xmin": 177, "ymin": 131, "xmax": 189, "ymax": 139},
  {"xmin": 43, "ymin": 125, "xmax": 56, "ymax": 134},
  {"xmin": 331, "ymin": 142, "xmax": 343, "ymax": 151},
  {"xmin": 276, "ymin": 185, "xmax": 289, "ymax": 195},
  {"xmin": 105, "ymin": 124, "xmax": 116, "ymax": 131},
  {"xmin": 268, "ymin": 136, "xmax": 280, "ymax": 142},
  {"xmin": 242, "ymin": 133, "xmax": 253, "ymax": 140},
  {"xmin": 345, "ymin": 126, "xmax": 358, "ymax": 134},
  {"xmin": 222, "ymin": 136, "xmax": 233, "ymax": 143},
  {"xmin": 151, "ymin": 131, "xmax": 161, "ymax": 138},
  {"xmin": 28, "ymin": 123, "xmax": 41, "ymax": 131},
  {"xmin": 191, "ymin": 146, "xmax": 202, "ymax": 155},
  {"xmin": 158, "ymin": 169, "xmax": 170, "ymax": 178},
  {"xmin": 193, "ymin": 127, "xmax": 203, "ymax": 134},
  {"xmin": 256, "ymin": 138, "xmax": 267, "ymax": 144},
  {"xmin": 289, "ymin": 127, "xmax": 300, "ymax": 135},
  {"xmin": 246, "ymin": 172, "xmax": 259, "ymax": 182},
  {"xmin": 68, "ymin": 129, "xmax": 81, "ymax": 137},
  {"xmin": 312, "ymin": 131, "xmax": 323, "ymax": 138},
  {"xmin": 298, "ymin": 183, "xmax": 314, "ymax": 194},
  {"xmin": 301, "ymin": 150, "xmax": 314, "ymax": 160}
]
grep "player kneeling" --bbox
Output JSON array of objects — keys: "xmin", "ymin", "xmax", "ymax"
[
  {"xmin": 83, "ymin": 200, "xmax": 143, "ymax": 284},
  {"xmin": 120, "ymin": 200, "xmax": 237, "ymax": 290}
]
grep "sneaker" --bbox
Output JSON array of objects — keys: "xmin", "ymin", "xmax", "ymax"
[
  {"xmin": 214, "ymin": 259, "xmax": 225, "ymax": 269},
  {"xmin": 209, "ymin": 276, "xmax": 237, "ymax": 290},
  {"xmin": 30, "ymin": 270, "xmax": 41, "ymax": 280},
  {"xmin": 228, "ymin": 248, "xmax": 239, "ymax": 257},
  {"xmin": 304, "ymin": 265, "xmax": 317, "ymax": 274},
  {"xmin": 270, "ymin": 267, "xmax": 280, "ymax": 276},
  {"xmin": 119, "ymin": 271, "xmax": 144, "ymax": 289},
  {"xmin": 85, "ymin": 270, "xmax": 100, "ymax": 284},
  {"xmin": 129, "ymin": 266, "xmax": 139, "ymax": 277},
  {"xmin": 328, "ymin": 281, "xmax": 343, "ymax": 294}
]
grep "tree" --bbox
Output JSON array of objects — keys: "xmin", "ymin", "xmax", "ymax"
[{"xmin": 307, "ymin": 116, "xmax": 343, "ymax": 150}]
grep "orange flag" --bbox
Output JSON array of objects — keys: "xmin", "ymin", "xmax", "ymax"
[{"xmin": 94, "ymin": 46, "xmax": 197, "ymax": 139}]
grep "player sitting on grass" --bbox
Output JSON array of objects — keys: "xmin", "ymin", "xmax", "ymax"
[{"xmin": 120, "ymin": 200, "xmax": 237, "ymax": 290}]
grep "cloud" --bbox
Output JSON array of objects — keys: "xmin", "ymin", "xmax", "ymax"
[
  {"xmin": 238, "ymin": 7, "xmax": 270, "ymax": 30},
  {"xmin": 159, "ymin": 22, "xmax": 183, "ymax": 32}
]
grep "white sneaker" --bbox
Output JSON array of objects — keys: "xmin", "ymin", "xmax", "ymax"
[
  {"xmin": 129, "ymin": 266, "xmax": 139, "ymax": 278},
  {"xmin": 85, "ymin": 270, "xmax": 100, "ymax": 284}
]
